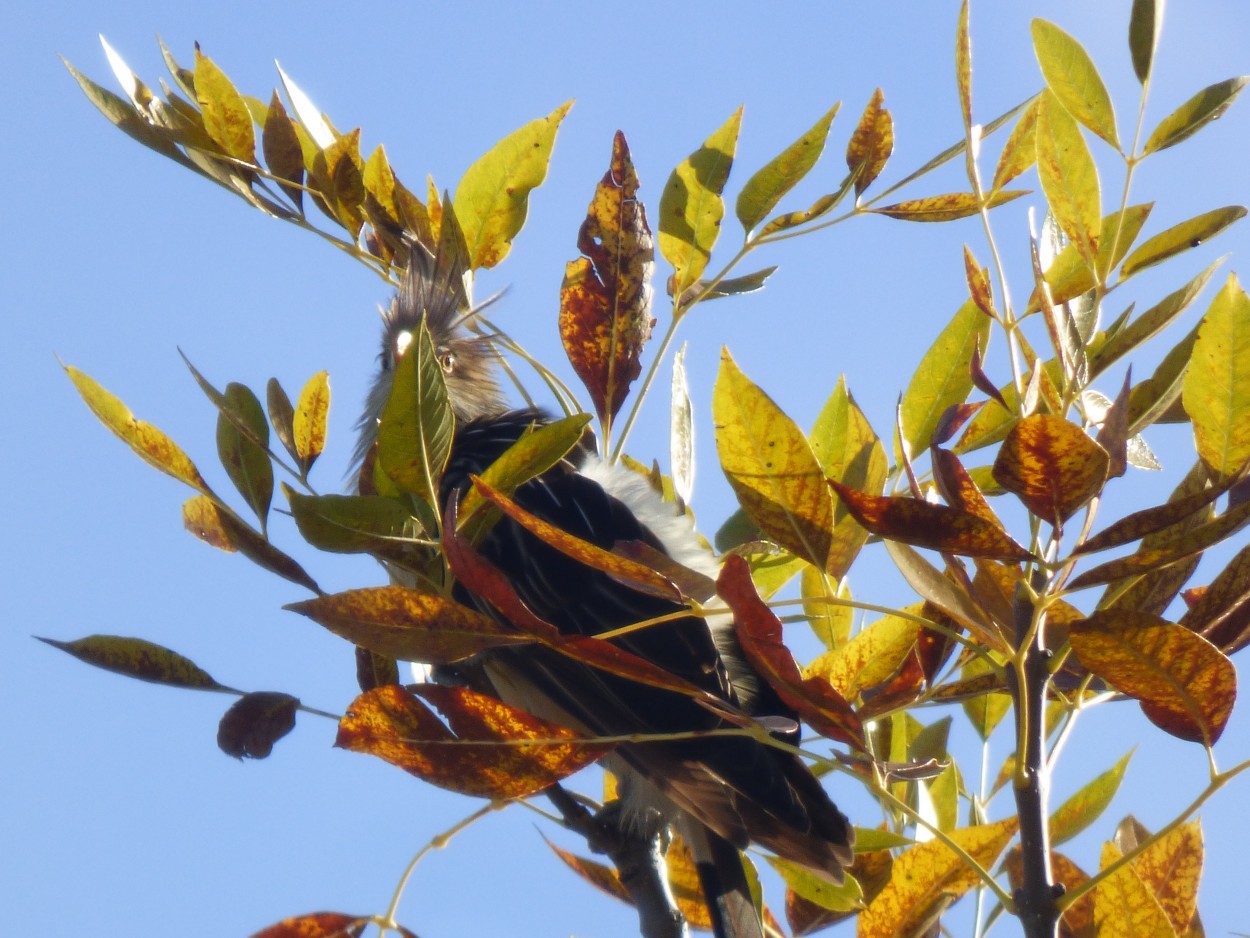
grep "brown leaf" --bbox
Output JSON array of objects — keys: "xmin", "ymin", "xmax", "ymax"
[
  {"xmin": 1003, "ymin": 849, "xmax": 1094, "ymax": 938},
  {"xmin": 829, "ymin": 480, "xmax": 1032, "ymax": 561},
  {"xmin": 1181, "ymin": 540, "xmax": 1250, "ymax": 654},
  {"xmin": 336, "ymin": 684, "xmax": 611, "ymax": 799},
  {"xmin": 218, "ymin": 691, "xmax": 299, "ymax": 759},
  {"xmin": 560, "ymin": 132, "xmax": 654, "ymax": 425},
  {"xmin": 871, "ymin": 189, "xmax": 1027, "ymax": 222},
  {"xmin": 1077, "ymin": 470, "xmax": 1232, "ymax": 555},
  {"xmin": 545, "ymin": 837, "xmax": 630, "ymax": 901},
  {"xmin": 248, "ymin": 912, "xmax": 367, "ymax": 938},
  {"xmin": 355, "ymin": 646, "xmax": 400, "ymax": 692},
  {"xmin": 931, "ymin": 447, "xmax": 999, "ymax": 526},
  {"xmin": 717, "ymin": 556, "xmax": 864, "ymax": 747},
  {"xmin": 285, "ymin": 586, "xmax": 530, "ymax": 664},
  {"xmin": 963, "ymin": 245, "xmax": 995, "ymax": 318},
  {"xmin": 992, "ymin": 414, "xmax": 1109, "ymax": 525},
  {"xmin": 262, "ymin": 91, "xmax": 304, "ymax": 211},
  {"xmin": 1070, "ymin": 610, "xmax": 1236, "ymax": 744},
  {"xmin": 846, "ymin": 89, "xmax": 893, "ymax": 195}
]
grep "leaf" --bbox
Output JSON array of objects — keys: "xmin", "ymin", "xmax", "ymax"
[
  {"xmin": 991, "ymin": 98, "xmax": 1039, "ymax": 191},
  {"xmin": 36, "ymin": 635, "xmax": 224, "ymax": 690},
  {"xmin": 275, "ymin": 63, "xmax": 334, "ymax": 148},
  {"xmin": 992, "ymin": 414, "xmax": 1110, "ymax": 525},
  {"xmin": 767, "ymin": 857, "xmax": 862, "ymax": 913},
  {"xmin": 897, "ymin": 299, "xmax": 991, "ymax": 463},
  {"xmin": 828, "ymin": 482, "xmax": 1033, "ymax": 561},
  {"xmin": 659, "ymin": 107, "xmax": 742, "ymax": 294},
  {"xmin": 810, "ymin": 376, "xmax": 888, "ymax": 579},
  {"xmin": 757, "ymin": 176, "xmax": 857, "ymax": 237},
  {"xmin": 736, "ymin": 104, "xmax": 839, "ymax": 232},
  {"xmin": 1129, "ymin": 0, "xmax": 1165, "ymax": 84},
  {"xmin": 193, "ymin": 48, "xmax": 255, "ymax": 163},
  {"xmin": 718, "ymin": 557, "xmax": 863, "ymax": 747},
  {"xmin": 1184, "ymin": 273, "xmax": 1250, "ymax": 479},
  {"xmin": 801, "ymin": 566, "xmax": 853, "ymax": 651},
  {"xmin": 846, "ymin": 88, "xmax": 892, "ymax": 196},
  {"xmin": 1032, "ymin": 19, "xmax": 1120, "ymax": 149},
  {"xmin": 1036, "ymin": 89, "xmax": 1102, "ymax": 269},
  {"xmin": 671, "ymin": 343, "xmax": 694, "ymax": 506},
  {"xmin": 1033, "ymin": 203, "xmax": 1153, "ymax": 310},
  {"xmin": 857, "ymin": 818, "xmax": 1018, "ymax": 938},
  {"xmin": 805, "ymin": 604, "xmax": 924, "ymax": 700},
  {"xmin": 456, "ymin": 414, "xmax": 593, "ymax": 543},
  {"xmin": 64, "ymin": 365, "xmax": 209, "ymax": 492},
  {"xmin": 453, "ymin": 101, "xmax": 571, "ymax": 269},
  {"xmin": 1070, "ymin": 611, "xmax": 1236, "ymax": 745},
  {"xmin": 287, "ymin": 586, "xmax": 528, "ymax": 664},
  {"xmin": 682, "ymin": 267, "xmax": 777, "ymax": 301},
  {"xmin": 1133, "ymin": 821, "xmax": 1204, "ymax": 935},
  {"xmin": 316, "ymin": 129, "xmax": 366, "ymax": 234},
  {"xmin": 1092, "ymin": 840, "xmax": 1179, "ymax": 938},
  {"xmin": 377, "ymin": 323, "xmax": 453, "ymax": 506},
  {"xmin": 1049, "ymin": 751, "xmax": 1132, "ymax": 845},
  {"xmin": 261, "ymin": 91, "xmax": 304, "ymax": 211},
  {"xmin": 560, "ymin": 131, "xmax": 654, "ymax": 427},
  {"xmin": 216, "ymin": 383, "xmax": 273, "ymax": 527},
  {"xmin": 1181, "ymin": 539, "xmax": 1250, "ymax": 654},
  {"xmin": 871, "ymin": 189, "xmax": 1027, "ymax": 222},
  {"xmin": 1077, "ymin": 471, "xmax": 1233, "ymax": 555},
  {"xmin": 955, "ymin": 0, "xmax": 972, "ymax": 131},
  {"xmin": 714, "ymin": 350, "xmax": 835, "ymax": 571},
  {"xmin": 884, "ymin": 541, "xmax": 1006, "ymax": 652},
  {"xmin": 182, "ymin": 495, "xmax": 321, "ymax": 594},
  {"xmin": 1121, "ymin": 206, "xmax": 1246, "ymax": 277},
  {"xmin": 336, "ymin": 684, "xmax": 611, "ymax": 799},
  {"xmin": 266, "ymin": 378, "xmax": 299, "ymax": 465},
  {"xmin": 959, "ymin": 654, "xmax": 1010, "ymax": 739},
  {"xmin": 249, "ymin": 912, "xmax": 367, "ymax": 938},
  {"xmin": 218, "ymin": 691, "xmax": 299, "ymax": 760},
  {"xmin": 1144, "ymin": 77, "xmax": 1248, "ymax": 155},
  {"xmin": 286, "ymin": 489, "xmax": 422, "ymax": 557},
  {"xmin": 963, "ymin": 245, "xmax": 995, "ymax": 318}
]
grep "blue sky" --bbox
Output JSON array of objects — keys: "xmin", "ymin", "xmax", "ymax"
[{"xmin": 6, "ymin": 2, "xmax": 1249, "ymax": 936}]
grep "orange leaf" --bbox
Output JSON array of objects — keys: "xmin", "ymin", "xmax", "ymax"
[
  {"xmin": 248, "ymin": 912, "xmax": 367, "ymax": 938},
  {"xmin": 1070, "ymin": 611, "xmax": 1236, "ymax": 744},
  {"xmin": 717, "ymin": 556, "xmax": 864, "ymax": 747},
  {"xmin": 336, "ymin": 684, "xmax": 610, "ymax": 799},
  {"xmin": 992, "ymin": 414, "xmax": 1109, "ymax": 525},
  {"xmin": 846, "ymin": 88, "xmax": 892, "ymax": 195},
  {"xmin": 560, "ymin": 131, "xmax": 654, "ymax": 425},
  {"xmin": 828, "ymin": 480, "xmax": 1032, "ymax": 561}
]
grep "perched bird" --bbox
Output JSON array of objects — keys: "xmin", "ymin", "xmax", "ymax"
[{"xmin": 355, "ymin": 247, "xmax": 854, "ymax": 937}]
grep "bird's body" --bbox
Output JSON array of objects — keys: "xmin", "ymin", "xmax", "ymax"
[{"xmin": 357, "ymin": 248, "xmax": 853, "ymax": 936}]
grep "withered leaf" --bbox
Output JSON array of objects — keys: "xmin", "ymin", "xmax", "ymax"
[
  {"xmin": 218, "ymin": 691, "xmax": 299, "ymax": 759},
  {"xmin": 992, "ymin": 414, "xmax": 1109, "ymax": 525}
]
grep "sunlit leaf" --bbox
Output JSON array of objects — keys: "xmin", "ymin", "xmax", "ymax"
[
  {"xmin": 249, "ymin": 912, "xmax": 367, "ymax": 938},
  {"xmin": 377, "ymin": 323, "xmax": 452, "ymax": 506},
  {"xmin": 871, "ymin": 189, "xmax": 1027, "ymax": 222},
  {"xmin": 1133, "ymin": 821, "xmax": 1203, "ymax": 936},
  {"xmin": 193, "ymin": 48, "xmax": 255, "ymax": 164},
  {"xmin": 1121, "ymin": 206, "xmax": 1246, "ymax": 277},
  {"xmin": 65, "ymin": 365, "xmax": 209, "ymax": 492},
  {"xmin": 315, "ymin": 129, "xmax": 366, "ymax": 234},
  {"xmin": 1092, "ymin": 840, "xmax": 1178, "ymax": 938},
  {"xmin": 36, "ymin": 635, "xmax": 224, "ymax": 690},
  {"xmin": 737, "ymin": 104, "xmax": 839, "ymax": 232},
  {"xmin": 560, "ymin": 131, "xmax": 654, "ymax": 427},
  {"xmin": 1049, "ymin": 751, "xmax": 1132, "ymax": 845},
  {"xmin": 286, "ymin": 489, "xmax": 420, "ymax": 558},
  {"xmin": 898, "ymin": 299, "xmax": 991, "ymax": 464},
  {"xmin": 216, "ymin": 383, "xmax": 273, "ymax": 527},
  {"xmin": 659, "ymin": 107, "xmax": 742, "ymax": 294},
  {"xmin": 991, "ymin": 98, "xmax": 1039, "ymax": 191},
  {"xmin": 1070, "ymin": 610, "xmax": 1236, "ymax": 744},
  {"xmin": 1143, "ymin": 77, "xmax": 1248, "ymax": 155},
  {"xmin": 1030, "ymin": 203, "xmax": 1152, "ymax": 311},
  {"xmin": 718, "ymin": 556, "xmax": 863, "ymax": 747},
  {"xmin": 992, "ymin": 414, "xmax": 1109, "ymax": 525},
  {"xmin": 805, "ymin": 604, "xmax": 923, "ymax": 701},
  {"xmin": 287, "ymin": 585, "xmax": 529, "ymax": 664},
  {"xmin": 1032, "ymin": 19, "xmax": 1120, "ymax": 149},
  {"xmin": 857, "ymin": 819, "xmax": 1017, "ymax": 938},
  {"xmin": 218, "ymin": 691, "xmax": 298, "ymax": 760},
  {"xmin": 757, "ymin": 176, "xmax": 857, "ymax": 237},
  {"xmin": 714, "ymin": 350, "xmax": 835, "ymax": 571},
  {"xmin": 884, "ymin": 541, "xmax": 1006, "ymax": 652},
  {"xmin": 767, "ymin": 856, "xmax": 861, "ymax": 913},
  {"xmin": 671, "ymin": 343, "xmax": 694, "ymax": 506},
  {"xmin": 1184, "ymin": 273, "xmax": 1250, "ymax": 479},
  {"xmin": 959, "ymin": 654, "xmax": 1010, "ymax": 739},
  {"xmin": 955, "ymin": 0, "xmax": 972, "ymax": 131},
  {"xmin": 1036, "ymin": 89, "xmax": 1102, "ymax": 269},
  {"xmin": 1129, "ymin": 0, "xmax": 1165, "ymax": 84},
  {"xmin": 338, "ymin": 684, "xmax": 611, "ymax": 800},
  {"xmin": 846, "ymin": 89, "xmax": 892, "ymax": 196},
  {"xmin": 182, "ymin": 494, "xmax": 321, "ymax": 594},
  {"xmin": 829, "ymin": 482, "xmax": 1032, "ymax": 561},
  {"xmin": 800, "ymin": 566, "xmax": 853, "ymax": 651}
]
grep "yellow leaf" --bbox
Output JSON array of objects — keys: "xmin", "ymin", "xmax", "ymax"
[
  {"xmin": 293, "ymin": 370, "xmax": 330, "ymax": 473},
  {"xmin": 736, "ymin": 104, "xmax": 839, "ymax": 232},
  {"xmin": 846, "ymin": 88, "xmax": 892, "ymax": 196},
  {"xmin": 1121, "ymin": 206, "xmax": 1246, "ymax": 277},
  {"xmin": 1092, "ymin": 841, "xmax": 1179, "ymax": 938},
  {"xmin": 193, "ymin": 47, "xmax": 255, "ymax": 163},
  {"xmin": 1144, "ymin": 77, "xmax": 1248, "ymax": 155},
  {"xmin": 1036, "ymin": 89, "xmax": 1101, "ymax": 270},
  {"xmin": 1031, "ymin": 19, "xmax": 1120, "ymax": 149},
  {"xmin": 1133, "ymin": 821, "xmax": 1203, "ymax": 935},
  {"xmin": 1183, "ymin": 273, "xmax": 1250, "ymax": 479}
]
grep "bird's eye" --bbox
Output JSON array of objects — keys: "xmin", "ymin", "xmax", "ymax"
[{"xmin": 440, "ymin": 351, "xmax": 456, "ymax": 374}]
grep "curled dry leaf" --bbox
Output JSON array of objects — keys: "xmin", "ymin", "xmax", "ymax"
[{"xmin": 218, "ymin": 691, "xmax": 299, "ymax": 759}]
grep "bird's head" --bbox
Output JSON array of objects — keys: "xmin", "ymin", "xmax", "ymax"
[{"xmin": 353, "ymin": 245, "xmax": 506, "ymax": 477}]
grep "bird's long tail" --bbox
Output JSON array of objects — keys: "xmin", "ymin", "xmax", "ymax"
[{"xmin": 684, "ymin": 824, "xmax": 765, "ymax": 938}]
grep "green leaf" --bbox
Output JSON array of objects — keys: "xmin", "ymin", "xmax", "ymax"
[
  {"xmin": 454, "ymin": 101, "xmax": 572, "ymax": 269},
  {"xmin": 193, "ymin": 47, "xmax": 255, "ymax": 163},
  {"xmin": 286, "ymin": 489, "xmax": 420, "ymax": 555},
  {"xmin": 714, "ymin": 350, "xmax": 835, "ymax": 572},
  {"xmin": 377, "ymin": 323, "xmax": 453, "ymax": 507},
  {"xmin": 37, "ymin": 635, "xmax": 225, "ymax": 691},
  {"xmin": 1031, "ymin": 203, "xmax": 1152, "ymax": 309},
  {"xmin": 736, "ymin": 104, "xmax": 839, "ymax": 232},
  {"xmin": 1035, "ymin": 89, "xmax": 1102, "ymax": 269},
  {"xmin": 1049, "ymin": 751, "xmax": 1132, "ymax": 845},
  {"xmin": 1121, "ymin": 205, "xmax": 1246, "ymax": 277},
  {"xmin": 64, "ymin": 364, "xmax": 209, "ymax": 492},
  {"xmin": 897, "ymin": 298, "xmax": 990, "ymax": 463},
  {"xmin": 1144, "ymin": 77, "xmax": 1248, "ymax": 154},
  {"xmin": 1129, "ymin": 0, "xmax": 1165, "ymax": 84},
  {"xmin": 801, "ymin": 566, "xmax": 852, "ymax": 651},
  {"xmin": 1184, "ymin": 273, "xmax": 1250, "ymax": 479},
  {"xmin": 659, "ymin": 107, "xmax": 743, "ymax": 294},
  {"xmin": 266, "ymin": 378, "xmax": 299, "ymax": 466},
  {"xmin": 216, "ymin": 383, "xmax": 273, "ymax": 529},
  {"xmin": 686, "ymin": 267, "xmax": 777, "ymax": 301},
  {"xmin": 767, "ymin": 856, "xmax": 862, "ymax": 913},
  {"xmin": 1031, "ymin": 19, "xmax": 1120, "ymax": 149}
]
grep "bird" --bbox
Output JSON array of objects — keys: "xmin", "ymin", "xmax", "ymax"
[{"xmin": 353, "ymin": 244, "xmax": 854, "ymax": 937}]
